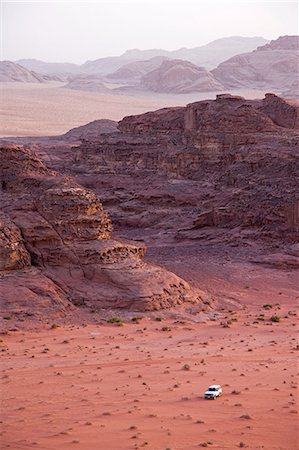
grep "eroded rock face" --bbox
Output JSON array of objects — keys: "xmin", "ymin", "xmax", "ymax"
[
  {"xmin": 72, "ymin": 94, "xmax": 298, "ymax": 241},
  {"xmin": 261, "ymin": 93, "xmax": 299, "ymax": 129},
  {"xmin": 0, "ymin": 145, "xmax": 203, "ymax": 318},
  {"xmin": 0, "ymin": 213, "xmax": 31, "ymax": 271},
  {"xmin": 118, "ymin": 107, "xmax": 185, "ymax": 134},
  {"xmin": 185, "ymin": 94, "xmax": 279, "ymax": 133},
  {"xmin": 58, "ymin": 119, "xmax": 119, "ymax": 141}
]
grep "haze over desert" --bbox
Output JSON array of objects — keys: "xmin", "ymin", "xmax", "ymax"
[{"xmin": 1, "ymin": 1, "xmax": 298, "ymax": 450}]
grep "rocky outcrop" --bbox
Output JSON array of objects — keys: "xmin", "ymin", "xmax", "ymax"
[
  {"xmin": 58, "ymin": 119, "xmax": 119, "ymax": 141},
  {"xmin": 141, "ymin": 59, "xmax": 224, "ymax": 93},
  {"xmin": 119, "ymin": 93, "xmax": 298, "ymax": 134},
  {"xmin": 0, "ymin": 213, "xmax": 31, "ymax": 271},
  {"xmin": 64, "ymin": 75, "xmax": 111, "ymax": 93},
  {"xmin": 212, "ymin": 35, "xmax": 299, "ymax": 94},
  {"xmin": 0, "ymin": 145, "xmax": 204, "ymax": 318},
  {"xmin": 184, "ymin": 94, "xmax": 279, "ymax": 133},
  {"xmin": 70, "ymin": 94, "xmax": 298, "ymax": 242},
  {"xmin": 261, "ymin": 93, "xmax": 299, "ymax": 129},
  {"xmin": 118, "ymin": 106, "xmax": 185, "ymax": 133},
  {"xmin": 0, "ymin": 61, "xmax": 44, "ymax": 83},
  {"xmin": 107, "ymin": 56, "xmax": 169, "ymax": 81},
  {"xmin": 256, "ymin": 35, "xmax": 299, "ymax": 51}
]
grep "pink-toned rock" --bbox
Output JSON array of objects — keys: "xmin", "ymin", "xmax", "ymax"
[
  {"xmin": 212, "ymin": 35, "xmax": 299, "ymax": 93},
  {"xmin": 107, "ymin": 56, "xmax": 169, "ymax": 81},
  {"xmin": 185, "ymin": 94, "xmax": 279, "ymax": 133},
  {"xmin": 0, "ymin": 213, "xmax": 31, "ymax": 271},
  {"xmin": 261, "ymin": 93, "xmax": 299, "ymax": 129},
  {"xmin": 141, "ymin": 59, "xmax": 224, "ymax": 93},
  {"xmin": 0, "ymin": 61, "xmax": 44, "ymax": 83},
  {"xmin": 0, "ymin": 144, "xmax": 204, "ymax": 318},
  {"xmin": 118, "ymin": 106, "xmax": 185, "ymax": 133}
]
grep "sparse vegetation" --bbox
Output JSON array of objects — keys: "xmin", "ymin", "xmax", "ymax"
[
  {"xmin": 107, "ymin": 316, "xmax": 123, "ymax": 325},
  {"xmin": 131, "ymin": 316, "xmax": 142, "ymax": 323},
  {"xmin": 51, "ymin": 323, "xmax": 59, "ymax": 329},
  {"xmin": 3, "ymin": 316, "xmax": 12, "ymax": 320},
  {"xmin": 263, "ymin": 304, "xmax": 273, "ymax": 309},
  {"xmin": 182, "ymin": 364, "xmax": 190, "ymax": 371},
  {"xmin": 270, "ymin": 315, "xmax": 280, "ymax": 323}
]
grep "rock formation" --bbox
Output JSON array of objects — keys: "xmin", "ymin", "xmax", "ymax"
[
  {"xmin": 0, "ymin": 61, "xmax": 44, "ymax": 83},
  {"xmin": 69, "ymin": 94, "xmax": 299, "ymax": 243},
  {"xmin": 64, "ymin": 74, "xmax": 111, "ymax": 93},
  {"xmin": 107, "ymin": 56, "xmax": 169, "ymax": 82},
  {"xmin": 16, "ymin": 58, "xmax": 82, "ymax": 76},
  {"xmin": 141, "ymin": 59, "xmax": 224, "ymax": 93},
  {"xmin": 212, "ymin": 35, "xmax": 299, "ymax": 92},
  {"xmin": 58, "ymin": 119, "xmax": 119, "ymax": 141},
  {"xmin": 0, "ymin": 145, "xmax": 204, "ymax": 319}
]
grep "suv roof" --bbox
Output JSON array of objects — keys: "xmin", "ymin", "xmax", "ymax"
[{"xmin": 208, "ymin": 385, "xmax": 221, "ymax": 389}]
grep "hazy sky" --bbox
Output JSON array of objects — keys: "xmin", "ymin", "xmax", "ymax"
[{"xmin": 1, "ymin": 0, "xmax": 298, "ymax": 63}]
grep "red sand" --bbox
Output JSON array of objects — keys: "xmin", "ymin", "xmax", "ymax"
[{"xmin": 1, "ymin": 306, "xmax": 297, "ymax": 450}]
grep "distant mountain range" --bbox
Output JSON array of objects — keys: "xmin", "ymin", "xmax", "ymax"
[
  {"xmin": 16, "ymin": 36, "xmax": 268, "ymax": 75},
  {"xmin": 1, "ymin": 36, "xmax": 298, "ymax": 99}
]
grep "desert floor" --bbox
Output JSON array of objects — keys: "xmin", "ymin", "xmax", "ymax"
[
  {"xmin": 1, "ymin": 300, "xmax": 298, "ymax": 450},
  {"xmin": 1, "ymin": 82, "xmax": 297, "ymax": 450},
  {"xmin": 0, "ymin": 82, "xmax": 270, "ymax": 137}
]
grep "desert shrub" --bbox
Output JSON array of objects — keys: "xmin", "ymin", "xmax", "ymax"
[
  {"xmin": 182, "ymin": 364, "xmax": 190, "ymax": 371},
  {"xmin": 131, "ymin": 316, "xmax": 142, "ymax": 323},
  {"xmin": 263, "ymin": 304, "xmax": 273, "ymax": 309},
  {"xmin": 270, "ymin": 315, "xmax": 280, "ymax": 323},
  {"xmin": 107, "ymin": 316, "xmax": 123, "ymax": 324}
]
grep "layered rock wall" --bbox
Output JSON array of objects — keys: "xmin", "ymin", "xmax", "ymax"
[{"xmin": 0, "ymin": 145, "xmax": 204, "ymax": 317}]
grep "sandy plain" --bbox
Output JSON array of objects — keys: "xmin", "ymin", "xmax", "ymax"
[
  {"xmin": 0, "ymin": 82, "xmax": 270, "ymax": 137},
  {"xmin": 1, "ymin": 258, "xmax": 298, "ymax": 450}
]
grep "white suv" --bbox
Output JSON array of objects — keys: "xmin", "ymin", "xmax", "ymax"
[{"xmin": 204, "ymin": 384, "xmax": 222, "ymax": 399}]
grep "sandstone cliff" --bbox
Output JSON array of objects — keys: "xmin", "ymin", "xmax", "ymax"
[
  {"xmin": 70, "ymin": 94, "xmax": 298, "ymax": 242},
  {"xmin": 0, "ymin": 145, "xmax": 204, "ymax": 320}
]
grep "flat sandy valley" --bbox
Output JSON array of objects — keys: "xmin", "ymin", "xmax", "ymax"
[
  {"xmin": 1, "ymin": 259, "xmax": 298, "ymax": 450},
  {"xmin": 0, "ymin": 82, "xmax": 270, "ymax": 137}
]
